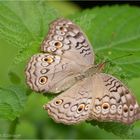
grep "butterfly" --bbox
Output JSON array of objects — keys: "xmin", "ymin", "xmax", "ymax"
[{"xmin": 25, "ymin": 18, "xmax": 140, "ymax": 125}]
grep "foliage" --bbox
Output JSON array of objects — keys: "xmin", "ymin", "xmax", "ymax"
[
  {"xmin": 88, "ymin": 120, "xmax": 134, "ymax": 138},
  {"xmin": 70, "ymin": 5, "xmax": 140, "ymax": 78},
  {"xmin": 0, "ymin": 1, "xmax": 140, "ymax": 139},
  {"xmin": 0, "ymin": 86, "xmax": 27, "ymax": 120}
]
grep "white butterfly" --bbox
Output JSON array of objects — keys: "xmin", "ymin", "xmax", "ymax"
[{"xmin": 25, "ymin": 18, "xmax": 140, "ymax": 125}]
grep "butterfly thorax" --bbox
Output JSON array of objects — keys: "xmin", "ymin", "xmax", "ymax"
[
  {"xmin": 61, "ymin": 65, "xmax": 98, "ymax": 92},
  {"xmin": 82, "ymin": 63, "xmax": 105, "ymax": 78}
]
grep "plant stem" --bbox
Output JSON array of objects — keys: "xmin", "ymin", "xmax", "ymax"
[{"xmin": 8, "ymin": 117, "xmax": 19, "ymax": 139}]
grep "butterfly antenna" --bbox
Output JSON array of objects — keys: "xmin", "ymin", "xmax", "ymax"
[
  {"xmin": 105, "ymin": 53, "xmax": 133, "ymax": 64},
  {"xmin": 97, "ymin": 53, "xmax": 133, "ymax": 73},
  {"xmin": 95, "ymin": 53, "xmax": 104, "ymax": 62}
]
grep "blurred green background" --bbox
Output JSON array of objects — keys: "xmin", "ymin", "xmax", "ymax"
[{"xmin": 0, "ymin": 1, "xmax": 140, "ymax": 139}]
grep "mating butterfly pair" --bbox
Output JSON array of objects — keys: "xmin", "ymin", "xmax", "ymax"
[{"xmin": 25, "ymin": 18, "xmax": 140, "ymax": 125}]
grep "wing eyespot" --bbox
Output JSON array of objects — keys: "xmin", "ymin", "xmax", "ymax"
[
  {"xmin": 42, "ymin": 56, "xmax": 54, "ymax": 64},
  {"xmin": 63, "ymin": 102, "xmax": 71, "ymax": 109},
  {"xmin": 77, "ymin": 104, "xmax": 85, "ymax": 113},
  {"xmin": 102, "ymin": 103, "xmax": 110, "ymax": 110},
  {"xmin": 117, "ymin": 105, "xmax": 123, "ymax": 114},
  {"xmin": 56, "ymin": 30, "xmax": 65, "ymax": 36},
  {"xmin": 55, "ymin": 99, "xmax": 63, "ymax": 105},
  {"xmin": 54, "ymin": 41, "xmax": 63, "ymax": 49},
  {"xmin": 111, "ymin": 104, "xmax": 117, "ymax": 110},
  {"xmin": 125, "ymin": 90, "xmax": 129, "ymax": 94},
  {"xmin": 43, "ymin": 57, "xmax": 48, "ymax": 62},
  {"xmin": 95, "ymin": 105, "xmax": 101, "ymax": 110},
  {"xmin": 71, "ymin": 105, "xmax": 78, "ymax": 112},
  {"xmin": 123, "ymin": 106, "xmax": 128, "ymax": 113},
  {"xmin": 85, "ymin": 104, "xmax": 90, "ymax": 111},
  {"xmin": 130, "ymin": 107, "xmax": 133, "ymax": 111},
  {"xmin": 59, "ymin": 26, "xmax": 66, "ymax": 32},
  {"xmin": 39, "ymin": 76, "xmax": 48, "ymax": 85},
  {"xmin": 40, "ymin": 68, "xmax": 49, "ymax": 74},
  {"xmin": 61, "ymin": 22, "xmax": 69, "ymax": 27}
]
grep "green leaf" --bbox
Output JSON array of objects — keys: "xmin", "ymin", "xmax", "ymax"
[
  {"xmin": 0, "ymin": 2, "xmax": 140, "ymax": 138},
  {"xmin": 0, "ymin": 1, "xmax": 59, "ymax": 63},
  {"xmin": 0, "ymin": 1, "xmax": 60, "ymax": 121},
  {"xmin": 70, "ymin": 5, "xmax": 140, "ymax": 79},
  {"xmin": 0, "ymin": 86, "xmax": 27, "ymax": 120},
  {"xmin": 88, "ymin": 120, "xmax": 134, "ymax": 138},
  {"xmin": 48, "ymin": 1, "xmax": 80, "ymax": 16},
  {"xmin": 8, "ymin": 71, "xmax": 21, "ymax": 85}
]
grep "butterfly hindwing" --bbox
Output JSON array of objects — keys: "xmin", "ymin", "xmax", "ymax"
[
  {"xmin": 91, "ymin": 73, "xmax": 140, "ymax": 124},
  {"xmin": 44, "ymin": 78, "xmax": 93, "ymax": 124}
]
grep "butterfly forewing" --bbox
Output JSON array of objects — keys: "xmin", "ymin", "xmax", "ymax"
[
  {"xmin": 25, "ymin": 53, "xmax": 89, "ymax": 93},
  {"xmin": 41, "ymin": 18, "xmax": 94, "ymax": 66},
  {"xmin": 25, "ymin": 18, "xmax": 94, "ymax": 93}
]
